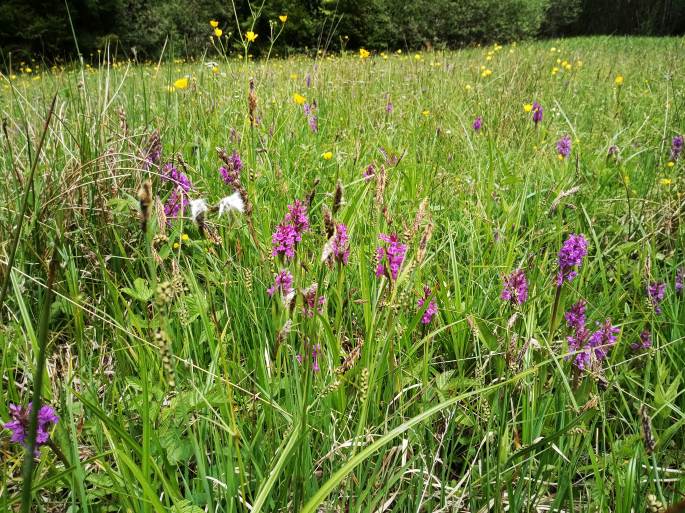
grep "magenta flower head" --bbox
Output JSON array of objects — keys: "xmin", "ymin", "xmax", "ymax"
[
  {"xmin": 162, "ymin": 163, "xmax": 192, "ymax": 220},
  {"xmin": 385, "ymin": 100, "xmax": 393, "ymax": 114},
  {"xmin": 501, "ymin": 269, "xmax": 528, "ymax": 305},
  {"xmin": 564, "ymin": 300, "xmax": 587, "ymax": 330},
  {"xmin": 556, "ymin": 135, "xmax": 572, "ymax": 159},
  {"xmin": 472, "ymin": 116, "xmax": 483, "ymax": 132},
  {"xmin": 587, "ymin": 319, "xmax": 620, "ymax": 362},
  {"xmin": 302, "ymin": 283, "xmax": 325, "ymax": 318},
  {"xmin": 376, "ymin": 233, "xmax": 407, "ymax": 281},
  {"xmin": 532, "ymin": 102, "xmax": 543, "ymax": 125},
  {"xmin": 676, "ymin": 267, "xmax": 684, "ymax": 295},
  {"xmin": 284, "ymin": 199, "xmax": 310, "ymax": 235},
  {"xmin": 267, "ymin": 269, "xmax": 294, "ymax": 297},
  {"xmin": 417, "ymin": 286, "xmax": 438, "ymax": 325},
  {"xmin": 556, "ymin": 233, "xmax": 588, "ymax": 286},
  {"xmin": 631, "ymin": 330, "xmax": 652, "ymax": 351},
  {"xmin": 363, "ymin": 164, "xmax": 376, "ymax": 182},
  {"xmin": 671, "ymin": 135, "xmax": 683, "ymax": 161},
  {"xmin": 272, "ymin": 223, "xmax": 301, "ymax": 260},
  {"xmin": 4, "ymin": 403, "xmax": 58, "ymax": 454},
  {"xmin": 272, "ymin": 200, "xmax": 310, "ymax": 259},
  {"xmin": 331, "ymin": 223, "xmax": 350, "ymax": 265},
  {"xmin": 219, "ymin": 150, "xmax": 243, "ymax": 186},
  {"xmin": 647, "ymin": 282, "xmax": 666, "ymax": 314}
]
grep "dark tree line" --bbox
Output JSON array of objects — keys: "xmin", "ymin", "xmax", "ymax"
[{"xmin": 0, "ymin": 0, "xmax": 683, "ymax": 63}]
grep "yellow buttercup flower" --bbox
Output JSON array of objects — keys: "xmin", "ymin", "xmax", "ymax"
[
  {"xmin": 181, "ymin": 233, "xmax": 190, "ymax": 242},
  {"xmin": 481, "ymin": 68, "xmax": 492, "ymax": 78},
  {"xmin": 359, "ymin": 48, "xmax": 370, "ymax": 59},
  {"xmin": 322, "ymin": 151, "xmax": 333, "ymax": 160},
  {"xmin": 173, "ymin": 242, "xmax": 180, "ymax": 249},
  {"xmin": 289, "ymin": 73, "xmax": 298, "ymax": 80},
  {"xmin": 614, "ymin": 74, "xmax": 624, "ymax": 86},
  {"xmin": 414, "ymin": 53, "xmax": 422, "ymax": 60},
  {"xmin": 523, "ymin": 103, "xmax": 533, "ymax": 113},
  {"xmin": 212, "ymin": 66, "xmax": 219, "ymax": 74},
  {"xmin": 210, "ymin": 20, "xmax": 219, "ymax": 28},
  {"xmin": 279, "ymin": 15, "xmax": 287, "ymax": 23},
  {"xmin": 214, "ymin": 28, "xmax": 223, "ymax": 37},
  {"xmin": 666, "ymin": 161, "xmax": 675, "ymax": 168},
  {"xmin": 465, "ymin": 84, "xmax": 472, "ymax": 91},
  {"xmin": 293, "ymin": 93, "xmax": 306, "ymax": 105},
  {"xmin": 660, "ymin": 178, "xmax": 672, "ymax": 186},
  {"xmin": 246, "ymin": 31, "xmax": 258, "ymax": 42},
  {"xmin": 173, "ymin": 77, "xmax": 189, "ymax": 90},
  {"xmin": 421, "ymin": 110, "xmax": 430, "ymax": 117}
]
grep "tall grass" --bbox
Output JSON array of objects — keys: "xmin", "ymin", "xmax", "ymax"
[{"xmin": 0, "ymin": 35, "xmax": 684, "ymax": 512}]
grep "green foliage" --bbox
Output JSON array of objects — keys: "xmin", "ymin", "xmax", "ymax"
[
  {"xmin": 1, "ymin": 36, "xmax": 685, "ymax": 512},
  {"xmin": 2, "ymin": 0, "xmax": 684, "ymax": 62}
]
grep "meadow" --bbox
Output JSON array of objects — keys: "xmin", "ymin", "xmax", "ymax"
[{"xmin": 0, "ymin": 35, "xmax": 684, "ymax": 512}]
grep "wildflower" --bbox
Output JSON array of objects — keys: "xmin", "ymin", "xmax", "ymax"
[
  {"xmin": 421, "ymin": 110, "xmax": 430, "ymax": 117},
  {"xmin": 557, "ymin": 233, "xmax": 588, "ymax": 286},
  {"xmin": 303, "ymin": 102, "xmax": 318, "ymax": 133},
  {"xmin": 631, "ymin": 330, "xmax": 652, "ymax": 351},
  {"xmin": 4, "ymin": 403, "xmax": 59, "ymax": 454},
  {"xmin": 532, "ymin": 102, "xmax": 543, "ymax": 125},
  {"xmin": 297, "ymin": 344, "xmax": 321, "ymax": 372},
  {"xmin": 587, "ymin": 319, "xmax": 620, "ymax": 362},
  {"xmin": 212, "ymin": 65, "xmax": 219, "ymax": 74},
  {"xmin": 501, "ymin": 269, "xmax": 528, "ymax": 305},
  {"xmin": 660, "ymin": 178, "xmax": 672, "ymax": 186},
  {"xmin": 363, "ymin": 164, "xmax": 376, "ymax": 182},
  {"xmin": 279, "ymin": 15, "xmax": 287, "ymax": 23},
  {"xmin": 173, "ymin": 242, "xmax": 180, "ymax": 249},
  {"xmin": 218, "ymin": 192, "xmax": 245, "ymax": 216},
  {"xmin": 523, "ymin": 103, "xmax": 533, "ymax": 113},
  {"xmin": 564, "ymin": 300, "xmax": 587, "ymax": 330},
  {"xmin": 417, "ymin": 286, "xmax": 438, "ymax": 325},
  {"xmin": 647, "ymin": 282, "xmax": 665, "ymax": 314},
  {"xmin": 302, "ymin": 283, "xmax": 325, "ymax": 317},
  {"xmin": 284, "ymin": 200, "xmax": 310, "ymax": 234},
  {"xmin": 608, "ymin": 145, "xmax": 619, "ymax": 158},
  {"xmin": 210, "ymin": 20, "xmax": 219, "ymax": 28},
  {"xmin": 472, "ymin": 116, "xmax": 483, "ymax": 133},
  {"xmin": 322, "ymin": 151, "xmax": 333, "ymax": 160},
  {"xmin": 614, "ymin": 74, "xmax": 624, "ymax": 86},
  {"xmin": 556, "ymin": 135, "xmax": 572, "ymax": 159},
  {"xmin": 161, "ymin": 163, "xmax": 192, "ymax": 220},
  {"xmin": 272, "ymin": 224, "xmax": 300, "ymax": 259},
  {"xmin": 214, "ymin": 28, "xmax": 223, "ymax": 37},
  {"xmin": 181, "ymin": 233, "xmax": 189, "ymax": 242},
  {"xmin": 385, "ymin": 100, "xmax": 393, "ymax": 114},
  {"xmin": 670, "ymin": 135, "xmax": 683, "ymax": 161},
  {"xmin": 312, "ymin": 344, "xmax": 321, "ymax": 371},
  {"xmin": 330, "ymin": 223, "xmax": 350, "ymax": 264},
  {"xmin": 465, "ymin": 84, "xmax": 472, "ymax": 91},
  {"xmin": 141, "ymin": 130, "xmax": 162, "ymax": 170},
  {"xmin": 481, "ymin": 68, "xmax": 492, "ymax": 78},
  {"xmin": 376, "ymin": 233, "xmax": 407, "ymax": 281},
  {"xmin": 173, "ymin": 77, "xmax": 189, "ymax": 90},
  {"xmin": 359, "ymin": 48, "xmax": 370, "ymax": 59},
  {"xmin": 305, "ymin": 73, "xmax": 311, "ymax": 88},
  {"xmin": 267, "ymin": 269, "xmax": 294, "ymax": 297},
  {"xmin": 219, "ymin": 150, "xmax": 243, "ymax": 186},
  {"xmin": 293, "ymin": 93, "xmax": 306, "ymax": 105},
  {"xmin": 245, "ymin": 31, "xmax": 257, "ymax": 42},
  {"xmin": 676, "ymin": 268, "xmax": 683, "ymax": 294}
]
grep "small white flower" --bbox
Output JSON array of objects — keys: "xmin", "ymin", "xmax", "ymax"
[
  {"xmin": 218, "ymin": 192, "xmax": 245, "ymax": 216},
  {"xmin": 189, "ymin": 199, "xmax": 208, "ymax": 222}
]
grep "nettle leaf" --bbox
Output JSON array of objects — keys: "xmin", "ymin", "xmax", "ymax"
[{"xmin": 121, "ymin": 278, "xmax": 153, "ymax": 302}]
